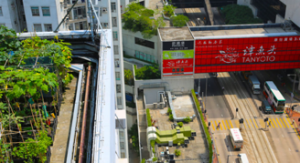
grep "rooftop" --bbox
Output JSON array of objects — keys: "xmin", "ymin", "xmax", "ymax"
[
  {"xmin": 190, "ymin": 24, "xmax": 299, "ymax": 39},
  {"xmin": 158, "ymin": 27, "xmax": 193, "ymax": 41}
]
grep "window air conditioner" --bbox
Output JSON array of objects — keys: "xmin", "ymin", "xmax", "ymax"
[{"xmin": 102, "ymin": 8, "xmax": 107, "ymax": 12}]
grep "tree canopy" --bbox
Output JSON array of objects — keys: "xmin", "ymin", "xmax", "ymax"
[
  {"xmin": 171, "ymin": 15, "xmax": 189, "ymax": 27},
  {"xmin": 221, "ymin": 4, "xmax": 263, "ymax": 24},
  {"xmin": 122, "ymin": 3, "xmax": 165, "ymax": 39},
  {"xmin": 163, "ymin": 5, "xmax": 176, "ymax": 17}
]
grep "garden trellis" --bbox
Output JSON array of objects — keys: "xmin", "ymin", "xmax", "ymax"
[{"xmin": 0, "ymin": 25, "xmax": 73, "ymax": 163}]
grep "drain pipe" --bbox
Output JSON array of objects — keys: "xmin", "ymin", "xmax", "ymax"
[{"xmin": 78, "ymin": 64, "xmax": 91, "ymax": 163}]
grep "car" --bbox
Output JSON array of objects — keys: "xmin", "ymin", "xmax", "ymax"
[{"xmin": 260, "ymin": 100, "xmax": 272, "ymax": 114}]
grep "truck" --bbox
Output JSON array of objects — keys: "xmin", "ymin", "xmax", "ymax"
[
  {"xmin": 248, "ymin": 75, "xmax": 261, "ymax": 94},
  {"xmin": 242, "ymin": 71, "xmax": 252, "ymax": 80},
  {"xmin": 229, "ymin": 128, "xmax": 243, "ymax": 150}
]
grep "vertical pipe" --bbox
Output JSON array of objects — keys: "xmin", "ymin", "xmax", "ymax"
[{"xmin": 78, "ymin": 65, "xmax": 91, "ymax": 163}]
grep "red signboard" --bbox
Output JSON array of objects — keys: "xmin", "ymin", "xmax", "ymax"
[
  {"xmin": 163, "ymin": 58, "xmax": 193, "ymax": 76},
  {"xmin": 194, "ymin": 36, "xmax": 300, "ymax": 73}
]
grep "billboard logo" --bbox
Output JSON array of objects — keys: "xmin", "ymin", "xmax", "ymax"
[
  {"xmin": 216, "ymin": 48, "xmax": 239, "ymax": 63},
  {"xmin": 172, "ymin": 41, "xmax": 185, "ymax": 47}
]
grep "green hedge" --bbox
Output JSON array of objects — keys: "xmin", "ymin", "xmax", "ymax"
[
  {"xmin": 141, "ymin": 159, "xmax": 146, "ymax": 163},
  {"xmin": 191, "ymin": 89, "xmax": 212, "ymax": 163},
  {"xmin": 146, "ymin": 108, "xmax": 152, "ymax": 127}
]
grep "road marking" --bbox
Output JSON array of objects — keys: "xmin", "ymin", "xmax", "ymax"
[
  {"xmin": 222, "ymin": 120, "xmax": 226, "ymax": 130},
  {"xmin": 219, "ymin": 120, "xmax": 224, "ymax": 130},
  {"xmin": 211, "ymin": 121, "xmax": 215, "ymax": 131},
  {"xmin": 280, "ymin": 118, "xmax": 286, "ymax": 128},
  {"xmin": 271, "ymin": 118, "xmax": 278, "ymax": 128},
  {"xmin": 234, "ymin": 120, "xmax": 239, "ymax": 128},
  {"xmin": 276, "ymin": 118, "xmax": 282, "ymax": 128},
  {"xmin": 283, "ymin": 118, "xmax": 290, "ymax": 128},
  {"xmin": 269, "ymin": 120, "xmax": 275, "ymax": 128},
  {"xmin": 252, "ymin": 119, "xmax": 259, "ymax": 129},
  {"xmin": 225, "ymin": 120, "xmax": 230, "ymax": 129},
  {"xmin": 246, "ymin": 119, "xmax": 251, "ymax": 129},
  {"xmin": 229, "ymin": 120, "xmax": 234, "ymax": 128}
]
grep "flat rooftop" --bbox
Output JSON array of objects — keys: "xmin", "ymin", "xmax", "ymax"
[
  {"xmin": 158, "ymin": 27, "xmax": 193, "ymax": 41},
  {"xmin": 158, "ymin": 24, "xmax": 299, "ymax": 41}
]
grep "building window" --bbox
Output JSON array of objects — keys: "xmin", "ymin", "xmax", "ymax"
[
  {"xmin": 121, "ymin": 152, "xmax": 126, "ymax": 158},
  {"xmin": 42, "ymin": 7, "xmax": 50, "ymax": 16},
  {"xmin": 115, "ymin": 59, "xmax": 119, "ymax": 68},
  {"xmin": 69, "ymin": 24, "xmax": 74, "ymax": 30},
  {"xmin": 33, "ymin": 24, "xmax": 42, "ymax": 32},
  {"xmin": 120, "ymin": 142, "xmax": 125, "ymax": 149},
  {"xmin": 117, "ymin": 97, "xmax": 122, "ymax": 105},
  {"xmin": 111, "ymin": 2, "xmax": 116, "ymax": 12},
  {"xmin": 114, "ymin": 45, "xmax": 119, "ymax": 54},
  {"xmin": 0, "ymin": 7, "xmax": 3, "ymax": 16},
  {"xmin": 135, "ymin": 37, "xmax": 154, "ymax": 49},
  {"xmin": 44, "ymin": 24, "xmax": 52, "ymax": 31},
  {"xmin": 75, "ymin": 21, "xmax": 87, "ymax": 30},
  {"xmin": 31, "ymin": 7, "xmax": 40, "ymax": 16},
  {"xmin": 119, "ymin": 130, "xmax": 124, "ymax": 139},
  {"xmin": 73, "ymin": 6, "xmax": 86, "ymax": 19},
  {"xmin": 101, "ymin": 23, "xmax": 108, "ymax": 29},
  {"xmin": 112, "ymin": 17, "xmax": 117, "ymax": 27},
  {"xmin": 116, "ymin": 72, "xmax": 120, "ymax": 80},
  {"xmin": 113, "ymin": 31, "xmax": 118, "ymax": 41},
  {"xmin": 116, "ymin": 84, "xmax": 121, "ymax": 93}
]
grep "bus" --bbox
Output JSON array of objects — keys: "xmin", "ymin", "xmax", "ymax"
[{"xmin": 263, "ymin": 81, "xmax": 285, "ymax": 114}]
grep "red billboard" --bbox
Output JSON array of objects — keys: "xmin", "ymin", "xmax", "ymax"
[
  {"xmin": 194, "ymin": 36, "xmax": 300, "ymax": 73},
  {"xmin": 163, "ymin": 58, "xmax": 194, "ymax": 76}
]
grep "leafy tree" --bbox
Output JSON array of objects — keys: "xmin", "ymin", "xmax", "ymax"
[
  {"xmin": 221, "ymin": 4, "xmax": 263, "ymax": 24},
  {"xmin": 177, "ymin": 122, "xmax": 183, "ymax": 127},
  {"xmin": 124, "ymin": 69, "xmax": 133, "ymax": 85},
  {"xmin": 183, "ymin": 116, "xmax": 191, "ymax": 123},
  {"xmin": 167, "ymin": 108, "xmax": 172, "ymax": 115},
  {"xmin": 128, "ymin": 122, "xmax": 139, "ymax": 153},
  {"xmin": 135, "ymin": 65, "xmax": 161, "ymax": 80},
  {"xmin": 163, "ymin": 5, "xmax": 176, "ymax": 17},
  {"xmin": 171, "ymin": 15, "xmax": 189, "ymax": 27},
  {"xmin": 0, "ymin": 139, "xmax": 12, "ymax": 163},
  {"xmin": 122, "ymin": 3, "xmax": 165, "ymax": 39},
  {"xmin": 169, "ymin": 114, "xmax": 173, "ymax": 121},
  {"xmin": 0, "ymin": 25, "xmax": 21, "ymax": 55}
]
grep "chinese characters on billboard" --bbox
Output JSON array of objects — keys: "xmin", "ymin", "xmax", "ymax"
[
  {"xmin": 162, "ymin": 41, "xmax": 194, "ymax": 76},
  {"xmin": 194, "ymin": 36, "xmax": 300, "ymax": 73}
]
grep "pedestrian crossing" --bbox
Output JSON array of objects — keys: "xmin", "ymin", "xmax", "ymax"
[{"xmin": 210, "ymin": 117, "xmax": 295, "ymax": 131}]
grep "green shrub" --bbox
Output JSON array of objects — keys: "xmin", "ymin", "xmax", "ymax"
[
  {"xmin": 177, "ymin": 122, "xmax": 183, "ymax": 127},
  {"xmin": 135, "ymin": 65, "xmax": 161, "ymax": 80},
  {"xmin": 167, "ymin": 108, "xmax": 172, "ymax": 115},
  {"xmin": 152, "ymin": 147, "xmax": 155, "ymax": 153},
  {"xmin": 191, "ymin": 89, "xmax": 212, "ymax": 163},
  {"xmin": 175, "ymin": 149, "xmax": 181, "ymax": 156},
  {"xmin": 141, "ymin": 159, "xmax": 146, "ymax": 163},
  {"xmin": 171, "ymin": 15, "xmax": 189, "ymax": 27},
  {"xmin": 169, "ymin": 114, "xmax": 174, "ymax": 121},
  {"xmin": 126, "ymin": 101, "xmax": 136, "ymax": 108},
  {"xmin": 146, "ymin": 108, "xmax": 152, "ymax": 127},
  {"xmin": 151, "ymin": 140, "xmax": 155, "ymax": 148},
  {"xmin": 163, "ymin": 5, "xmax": 176, "ymax": 17},
  {"xmin": 124, "ymin": 69, "xmax": 134, "ymax": 85},
  {"xmin": 128, "ymin": 122, "xmax": 139, "ymax": 152},
  {"xmin": 220, "ymin": 4, "xmax": 263, "ymax": 24},
  {"xmin": 153, "ymin": 157, "xmax": 158, "ymax": 161},
  {"xmin": 183, "ymin": 116, "xmax": 191, "ymax": 123}
]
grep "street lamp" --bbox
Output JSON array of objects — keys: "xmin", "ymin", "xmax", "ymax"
[{"xmin": 287, "ymin": 74, "xmax": 297, "ymax": 109}]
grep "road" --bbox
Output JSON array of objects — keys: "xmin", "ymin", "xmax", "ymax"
[
  {"xmin": 211, "ymin": 7, "xmax": 225, "ymax": 25},
  {"xmin": 194, "ymin": 73, "xmax": 231, "ymax": 119}
]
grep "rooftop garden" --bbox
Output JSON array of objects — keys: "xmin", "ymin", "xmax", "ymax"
[
  {"xmin": 122, "ymin": 3, "xmax": 165, "ymax": 39},
  {"xmin": 0, "ymin": 25, "xmax": 73, "ymax": 162},
  {"xmin": 134, "ymin": 65, "xmax": 161, "ymax": 80},
  {"xmin": 220, "ymin": 4, "xmax": 263, "ymax": 24}
]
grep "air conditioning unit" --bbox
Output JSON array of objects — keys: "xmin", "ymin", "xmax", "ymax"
[{"xmin": 102, "ymin": 8, "xmax": 107, "ymax": 12}]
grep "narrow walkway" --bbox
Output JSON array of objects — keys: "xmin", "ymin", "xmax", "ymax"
[
  {"xmin": 136, "ymin": 92, "xmax": 150, "ymax": 160},
  {"xmin": 50, "ymin": 77, "xmax": 77, "ymax": 163}
]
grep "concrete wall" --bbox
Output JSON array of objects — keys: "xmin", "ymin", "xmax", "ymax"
[
  {"xmin": 163, "ymin": 76, "xmax": 194, "ymax": 94},
  {"xmin": 281, "ymin": 0, "xmax": 300, "ymax": 27},
  {"xmin": 144, "ymin": 88, "xmax": 164, "ymax": 104},
  {"xmin": 122, "ymin": 29, "xmax": 159, "ymax": 63}
]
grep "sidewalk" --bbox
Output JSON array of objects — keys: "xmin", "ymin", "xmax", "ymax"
[{"xmin": 286, "ymin": 108, "xmax": 300, "ymax": 137}]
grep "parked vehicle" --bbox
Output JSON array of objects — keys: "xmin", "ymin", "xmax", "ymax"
[
  {"xmin": 238, "ymin": 153, "xmax": 249, "ymax": 163},
  {"xmin": 242, "ymin": 71, "xmax": 252, "ymax": 80},
  {"xmin": 260, "ymin": 100, "xmax": 272, "ymax": 114},
  {"xmin": 248, "ymin": 75, "xmax": 261, "ymax": 94},
  {"xmin": 229, "ymin": 128, "xmax": 243, "ymax": 150}
]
